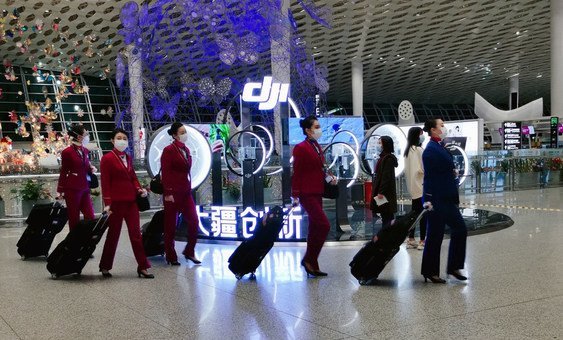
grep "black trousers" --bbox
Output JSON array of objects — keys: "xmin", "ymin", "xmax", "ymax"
[
  {"xmin": 408, "ymin": 197, "xmax": 427, "ymax": 240},
  {"xmin": 380, "ymin": 212, "xmax": 394, "ymax": 231},
  {"xmin": 421, "ymin": 201, "xmax": 467, "ymax": 276}
]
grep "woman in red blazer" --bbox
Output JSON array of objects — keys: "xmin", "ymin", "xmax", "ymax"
[
  {"xmin": 98, "ymin": 128, "xmax": 153, "ymax": 278},
  {"xmin": 56, "ymin": 124, "xmax": 95, "ymax": 230},
  {"xmin": 161, "ymin": 122, "xmax": 201, "ymax": 266},
  {"xmin": 292, "ymin": 115, "xmax": 336, "ymax": 277}
]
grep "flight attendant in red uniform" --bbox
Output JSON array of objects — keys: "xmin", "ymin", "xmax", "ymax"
[
  {"xmin": 99, "ymin": 128, "xmax": 153, "ymax": 279},
  {"xmin": 292, "ymin": 115, "xmax": 336, "ymax": 277},
  {"xmin": 56, "ymin": 124, "xmax": 95, "ymax": 230},
  {"xmin": 161, "ymin": 122, "xmax": 201, "ymax": 266}
]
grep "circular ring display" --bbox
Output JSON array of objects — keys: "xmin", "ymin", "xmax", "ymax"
[
  {"xmin": 224, "ymin": 130, "xmax": 267, "ymax": 177},
  {"xmin": 447, "ymin": 145, "xmax": 470, "ymax": 186},
  {"xmin": 243, "ymin": 124, "xmax": 274, "ymax": 161},
  {"xmin": 359, "ymin": 133, "xmax": 381, "ymax": 175},
  {"xmin": 330, "ymin": 129, "xmax": 360, "ymax": 155},
  {"xmin": 323, "ymin": 141, "xmax": 360, "ymax": 188},
  {"xmin": 365, "ymin": 124, "xmax": 407, "ymax": 178},
  {"xmin": 145, "ymin": 124, "xmax": 212, "ymax": 190}
]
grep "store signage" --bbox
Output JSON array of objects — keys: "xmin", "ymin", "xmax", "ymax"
[
  {"xmin": 550, "ymin": 117, "xmax": 559, "ymax": 148},
  {"xmin": 195, "ymin": 205, "xmax": 304, "ymax": 241},
  {"xmin": 242, "ymin": 76, "xmax": 290, "ymax": 110},
  {"xmin": 502, "ymin": 121, "xmax": 522, "ymax": 150}
]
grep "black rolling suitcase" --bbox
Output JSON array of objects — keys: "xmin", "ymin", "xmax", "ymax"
[
  {"xmin": 46, "ymin": 213, "xmax": 109, "ymax": 278},
  {"xmin": 228, "ymin": 206, "xmax": 290, "ymax": 280},
  {"xmin": 350, "ymin": 208, "xmax": 429, "ymax": 285},
  {"xmin": 142, "ymin": 210, "xmax": 165, "ymax": 257},
  {"xmin": 17, "ymin": 202, "xmax": 68, "ymax": 259}
]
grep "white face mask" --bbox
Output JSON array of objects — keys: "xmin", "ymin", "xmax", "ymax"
[
  {"xmin": 375, "ymin": 143, "xmax": 383, "ymax": 154},
  {"xmin": 419, "ymin": 134, "xmax": 426, "ymax": 145},
  {"xmin": 312, "ymin": 128, "xmax": 322, "ymax": 140},
  {"xmin": 178, "ymin": 133, "xmax": 188, "ymax": 143},
  {"xmin": 114, "ymin": 139, "xmax": 128, "ymax": 152},
  {"xmin": 438, "ymin": 126, "xmax": 448, "ymax": 139},
  {"xmin": 81, "ymin": 135, "xmax": 90, "ymax": 145}
]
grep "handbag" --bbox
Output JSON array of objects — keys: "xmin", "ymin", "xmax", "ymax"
[
  {"xmin": 88, "ymin": 172, "xmax": 99, "ymax": 189},
  {"xmin": 150, "ymin": 170, "xmax": 163, "ymax": 194},
  {"xmin": 323, "ymin": 181, "xmax": 339, "ymax": 199},
  {"xmin": 136, "ymin": 194, "xmax": 151, "ymax": 212}
]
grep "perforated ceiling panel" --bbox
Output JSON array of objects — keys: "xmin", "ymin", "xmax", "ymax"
[{"xmin": 0, "ymin": 0, "xmax": 552, "ymax": 105}]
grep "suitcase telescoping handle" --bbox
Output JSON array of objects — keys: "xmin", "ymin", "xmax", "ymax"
[{"xmin": 408, "ymin": 203, "xmax": 433, "ymax": 232}]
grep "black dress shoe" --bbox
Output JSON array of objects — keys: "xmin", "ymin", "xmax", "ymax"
[
  {"xmin": 184, "ymin": 255, "xmax": 201, "ymax": 265},
  {"xmin": 137, "ymin": 269, "xmax": 155, "ymax": 279},
  {"xmin": 167, "ymin": 260, "xmax": 181, "ymax": 266},
  {"xmin": 300, "ymin": 260, "xmax": 317, "ymax": 278},
  {"xmin": 423, "ymin": 275, "xmax": 446, "ymax": 283},
  {"xmin": 447, "ymin": 270, "xmax": 468, "ymax": 281},
  {"xmin": 100, "ymin": 270, "xmax": 112, "ymax": 278}
]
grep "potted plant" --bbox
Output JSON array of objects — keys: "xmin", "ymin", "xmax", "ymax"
[
  {"xmin": 11, "ymin": 179, "xmax": 51, "ymax": 217},
  {"xmin": 223, "ymin": 176, "xmax": 241, "ymax": 205},
  {"xmin": 90, "ymin": 188, "xmax": 103, "ymax": 213},
  {"xmin": 0, "ymin": 195, "xmax": 4, "ymax": 219},
  {"xmin": 263, "ymin": 175, "xmax": 273, "ymax": 203}
]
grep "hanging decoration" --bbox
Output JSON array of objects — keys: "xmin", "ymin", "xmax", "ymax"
[{"xmin": 117, "ymin": 0, "xmax": 332, "ymax": 122}]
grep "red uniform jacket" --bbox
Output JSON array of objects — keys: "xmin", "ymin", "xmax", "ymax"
[
  {"xmin": 291, "ymin": 139, "xmax": 325, "ymax": 197},
  {"xmin": 161, "ymin": 140, "xmax": 192, "ymax": 195},
  {"xmin": 57, "ymin": 144, "xmax": 92, "ymax": 193},
  {"xmin": 100, "ymin": 149, "xmax": 141, "ymax": 206}
]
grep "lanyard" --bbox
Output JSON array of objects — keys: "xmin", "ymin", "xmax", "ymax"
[{"xmin": 73, "ymin": 145, "xmax": 86, "ymax": 166}]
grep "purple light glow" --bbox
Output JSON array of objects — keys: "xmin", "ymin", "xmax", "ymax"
[{"xmin": 521, "ymin": 126, "xmax": 530, "ymax": 135}]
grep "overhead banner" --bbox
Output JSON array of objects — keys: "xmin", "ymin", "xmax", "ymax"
[{"xmin": 502, "ymin": 121, "xmax": 522, "ymax": 150}]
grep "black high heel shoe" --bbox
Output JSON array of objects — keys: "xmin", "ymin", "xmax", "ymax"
[
  {"xmin": 137, "ymin": 269, "xmax": 154, "ymax": 279},
  {"xmin": 314, "ymin": 270, "xmax": 328, "ymax": 277},
  {"xmin": 447, "ymin": 270, "xmax": 468, "ymax": 281},
  {"xmin": 301, "ymin": 260, "xmax": 317, "ymax": 278},
  {"xmin": 184, "ymin": 255, "xmax": 201, "ymax": 265},
  {"xmin": 167, "ymin": 260, "xmax": 181, "ymax": 266},
  {"xmin": 423, "ymin": 275, "xmax": 446, "ymax": 284},
  {"xmin": 100, "ymin": 269, "xmax": 112, "ymax": 278}
]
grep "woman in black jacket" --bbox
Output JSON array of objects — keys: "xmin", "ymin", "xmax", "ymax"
[{"xmin": 370, "ymin": 136, "xmax": 398, "ymax": 230}]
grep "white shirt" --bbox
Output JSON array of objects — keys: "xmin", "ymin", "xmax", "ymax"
[{"xmin": 404, "ymin": 146, "xmax": 424, "ymax": 199}]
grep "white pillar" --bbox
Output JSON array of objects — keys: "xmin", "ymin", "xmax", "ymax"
[
  {"xmin": 551, "ymin": 0, "xmax": 563, "ymax": 118},
  {"xmin": 351, "ymin": 59, "xmax": 363, "ymax": 117},
  {"xmin": 509, "ymin": 75, "xmax": 519, "ymax": 109},
  {"xmin": 272, "ymin": 0, "xmax": 290, "ymax": 155},
  {"xmin": 126, "ymin": 44, "xmax": 144, "ymax": 158}
]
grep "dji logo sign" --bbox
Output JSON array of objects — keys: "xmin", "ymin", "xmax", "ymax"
[{"xmin": 242, "ymin": 76, "xmax": 290, "ymax": 111}]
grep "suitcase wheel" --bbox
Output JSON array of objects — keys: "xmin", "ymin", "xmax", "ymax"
[
  {"xmin": 249, "ymin": 273, "xmax": 256, "ymax": 280},
  {"xmin": 235, "ymin": 274, "xmax": 243, "ymax": 280},
  {"xmin": 359, "ymin": 280, "xmax": 367, "ymax": 286},
  {"xmin": 51, "ymin": 274, "xmax": 59, "ymax": 280}
]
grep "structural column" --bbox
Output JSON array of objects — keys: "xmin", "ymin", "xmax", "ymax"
[
  {"xmin": 551, "ymin": 0, "xmax": 563, "ymax": 117},
  {"xmin": 509, "ymin": 75, "xmax": 519, "ymax": 110},
  {"xmin": 351, "ymin": 59, "xmax": 363, "ymax": 117},
  {"xmin": 126, "ymin": 44, "xmax": 144, "ymax": 159}
]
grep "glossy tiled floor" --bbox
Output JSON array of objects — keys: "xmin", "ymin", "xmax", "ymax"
[{"xmin": 0, "ymin": 188, "xmax": 562, "ymax": 339}]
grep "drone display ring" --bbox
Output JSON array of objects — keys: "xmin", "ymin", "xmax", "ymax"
[
  {"xmin": 224, "ymin": 130, "xmax": 267, "ymax": 177},
  {"xmin": 322, "ymin": 141, "xmax": 360, "ymax": 188},
  {"xmin": 145, "ymin": 123, "xmax": 212, "ymax": 190}
]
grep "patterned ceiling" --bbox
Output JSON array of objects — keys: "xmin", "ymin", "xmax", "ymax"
[{"xmin": 0, "ymin": 0, "xmax": 552, "ymax": 105}]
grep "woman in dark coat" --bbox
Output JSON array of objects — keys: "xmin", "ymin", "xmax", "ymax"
[{"xmin": 370, "ymin": 136, "xmax": 398, "ymax": 230}]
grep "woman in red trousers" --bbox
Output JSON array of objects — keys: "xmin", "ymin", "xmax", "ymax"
[
  {"xmin": 99, "ymin": 128, "xmax": 153, "ymax": 278},
  {"xmin": 57, "ymin": 124, "xmax": 95, "ymax": 230},
  {"xmin": 292, "ymin": 115, "xmax": 336, "ymax": 277},
  {"xmin": 161, "ymin": 122, "xmax": 201, "ymax": 266}
]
